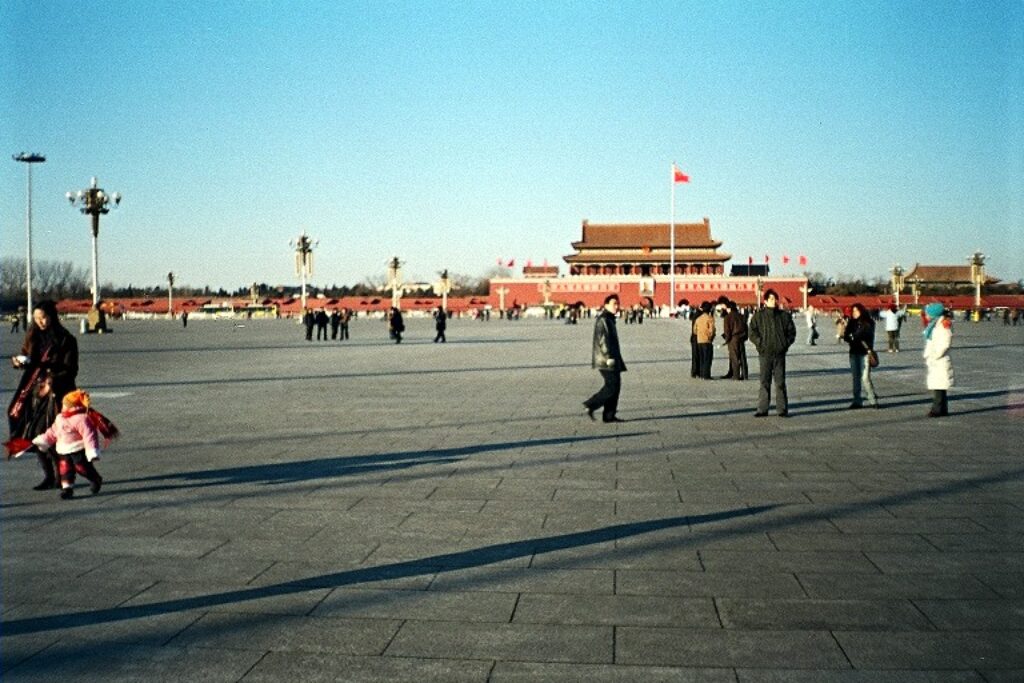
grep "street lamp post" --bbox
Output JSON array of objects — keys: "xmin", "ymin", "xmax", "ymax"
[
  {"xmin": 167, "ymin": 272, "xmax": 175, "ymax": 317},
  {"xmin": 436, "ymin": 269, "xmax": 451, "ymax": 311},
  {"xmin": 13, "ymin": 153, "xmax": 45, "ymax": 314},
  {"xmin": 387, "ymin": 256, "xmax": 403, "ymax": 310},
  {"xmin": 67, "ymin": 177, "xmax": 121, "ymax": 306},
  {"xmin": 890, "ymin": 264, "xmax": 904, "ymax": 308},
  {"xmin": 289, "ymin": 232, "xmax": 318, "ymax": 313},
  {"xmin": 968, "ymin": 251, "xmax": 986, "ymax": 309}
]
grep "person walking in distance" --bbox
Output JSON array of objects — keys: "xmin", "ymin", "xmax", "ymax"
[
  {"xmin": 748, "ymin": 289, "xmax": 796, "ymax": 417},
  {"xmin": 433, "ymin": 307, "xmax": 447, "ymax": 343},
  {"xmin": 583, "ymin": 294, "xmax": 627, "ymax": 423}
]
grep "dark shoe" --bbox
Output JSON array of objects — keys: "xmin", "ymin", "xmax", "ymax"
[
  {"xmin": 33, "ymin": 479, "xmax": 56, "ymax": 491},
  {"xmin": 59, "ymin": 487, "xmax": 74, "ymax": 500},
  {"xmin": 90, "ymin": 476, "xmax": 103, "ymax": 495},
  {"xmin": 584, "ymin": 404, "xmax": 596, "ymax": 421},
  {"xmin": 849, "ymin": 403, "xmax": 862, "ymax": 410},
  {"xmin": 778, "ymin": 411, "xmax": 790, "ymax": 418},
  {"xmin": 603, "ymin": 417, "xmax": 627, "ymax": 423},
  {"xmin": 927, "ymin": 410, "xmax": 942, "ymax": 418},
  {"xmin": 754, "ymin": 412, "xmax": 769, "ymax": 417}
]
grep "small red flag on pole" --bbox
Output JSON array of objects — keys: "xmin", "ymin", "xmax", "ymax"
[
  {"xmin": 672, "ymin": 164, "xmax": 689, "ymax": 183},
  {"xmin": 782, "ymin": 255, "xmax": 790, "ymax": 265},
  {"xmin": 764, "ymin": 254, "xmax": 770, "ymax": 264},
  {"xmin": 799, "ymin": 255, "xmax": 808, "ymax": 266},
  {"xmin": 748, "ymin": 256, "xmax": 753, "ymax": 266}
]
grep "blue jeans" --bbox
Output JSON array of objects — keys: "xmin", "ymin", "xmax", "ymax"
[{"xmin": 850, "ymin": 354, "xmax": 877, "ymax": 406}]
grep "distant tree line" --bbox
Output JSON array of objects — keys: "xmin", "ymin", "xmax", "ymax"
[{"xmin": 0, "ymin": 258, "xmax": 491, "ymax": 311}]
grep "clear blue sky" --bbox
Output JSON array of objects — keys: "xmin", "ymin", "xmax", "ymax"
[{"xmin": 3, "ymin": 1, "xmax": 1022, "ymax": 291}]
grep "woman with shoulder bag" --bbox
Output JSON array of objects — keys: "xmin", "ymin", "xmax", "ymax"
[{"xmin": 842, "ymin": 303, "xmax": 879, "ymax": 409}]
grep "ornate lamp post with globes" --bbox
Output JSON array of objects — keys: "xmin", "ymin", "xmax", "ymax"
[
  {"xmin": 290, "ymin": 232, "xmax": 318, "ymax": 313},
  {"xmin": 890, "ymin": 264, "xmax": 905, "ymax": 308},
  {"xmin": 67, "ymin": 177, "xmax": 121, "ymax": 306},
  {"xmin": 13, "ymin": 153, "xmax": 45, "ymax": 315},
  {"xmin": 968, "ymin": 251, "xmax": 986, "ymax": 310},
  {"xmin": 387, "ymin": 256, "xmax": 404, "ymax": 310}
]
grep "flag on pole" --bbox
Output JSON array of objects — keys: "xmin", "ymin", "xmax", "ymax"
[
  {"xmin": 672, "ymin": 164, "xmax": 689, "ymax": 183},
  {"xmin": 782, "ymin": 255, "xmax": 790, "ymax": 265},
  {"xmin": 764, "ymin": 254, "xmax": 770, "ymax": 264},
  {"xmin": 748, "ymin": 256, "xmax": 753, "ymax": 266},
  {"xmin": 507, "ymin": 259, "xmax": 515, "ymax": 268},
  {"xmin": 799, "ymin": 254, "xmax": 808, "ymax": 266}
]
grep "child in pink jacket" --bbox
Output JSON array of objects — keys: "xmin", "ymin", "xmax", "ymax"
[{"xmin": 33, "ymin": 389, "xmax": 116, "ymax": 500}]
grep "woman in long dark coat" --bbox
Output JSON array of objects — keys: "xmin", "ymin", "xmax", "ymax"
[{"xmin": 6, "ymin": 300, "xmax": 79, "ymax": 489}]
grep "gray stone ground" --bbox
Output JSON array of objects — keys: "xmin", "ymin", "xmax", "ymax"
[{"xmin": 2, "ymin": 313, "xmax": 1023, "ymax": 682}]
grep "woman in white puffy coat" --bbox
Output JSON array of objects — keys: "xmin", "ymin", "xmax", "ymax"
[{"xmin": 921, "ymin": 302, "xmax": 953, "ymax": 417}]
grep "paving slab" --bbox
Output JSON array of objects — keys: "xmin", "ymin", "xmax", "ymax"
[{"xmin": 3, "ymin": 317, "xmax": 1023, "ymax": 679}]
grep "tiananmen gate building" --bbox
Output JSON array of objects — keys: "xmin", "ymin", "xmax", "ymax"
[{"xmin": 489, "ymin": 218, "xmax": 808, "ymax": 310}]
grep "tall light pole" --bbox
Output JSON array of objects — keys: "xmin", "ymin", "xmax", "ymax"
[
  {"xmin": 67, "ymin": 177, "xmax": 121, "ymax": 306},
  {"xmin": 968, "ymin": 251, "xmax": 986, "ymax": 309},
  {"xmin": 167, "ymin": 272, "xmax": 175, "ymax": 317},
  {"xmin": 890, "ymin": 264, "xmax": 904, "ymax": 308},
  {"xmin": 387, "ymin": 256, "xmax": 403, "ymax": 310},
  {"xmin": 13, "ymin": 153, "xmax": 45, "ymax": 314},
  {"xmin": 290, "ymin": 232, "xmax": 317, "ymax": 312},
  {"xmin": 436, "ymin": 269, "xmax": 451, "ymax": 311}
]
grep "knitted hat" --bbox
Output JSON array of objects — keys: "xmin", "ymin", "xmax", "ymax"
[
  {"xmin": 62, "ymin": 389, "xmax": 90, "ymax": 410},
  {"xmin": 923, "ymin": 303, "xmax": 946, "ymax": 340}
]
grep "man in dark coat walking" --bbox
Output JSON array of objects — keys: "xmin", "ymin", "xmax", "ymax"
[
  {"xmin": 748, "ymin": 289, "xmax": 797, "ymax": 417},
  {"xmin": 583, "ymin": 294, "xmax": 627, "ymax": 423},
  {"xmin": 433, "ymin": 307, "xmax": 447, "ymax": 343},
  {"xmin": 302, "ymin": 309, "xmax": 315, "ymax": 341}
]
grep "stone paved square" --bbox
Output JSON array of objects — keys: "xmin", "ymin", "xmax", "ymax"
[{"xmin": 3, "ymin": 315, "xmax": 1023, "ymax": 681}]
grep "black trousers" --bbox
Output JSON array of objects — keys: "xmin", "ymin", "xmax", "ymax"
[
  {"xmin": 757, "ymin": 353, "xmax": 788, "ymax": 414},
  {"xmin": 728, "ymin": 341, "xmax": 748, "ymax": 380},
  {"xmin": 690, "ymin": 335, "xmax": 699, "ymax": 377},
  {"xmin": 585, "ymin": 370, "xmax": 621, "ymax": 419},
  {"xmin": 697, "ymin": 343, "xmax": 713, "ymax": 379}
]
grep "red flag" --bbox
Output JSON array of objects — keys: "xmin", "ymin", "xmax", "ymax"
[
  {"xmin": 782, "ymin": 255, "xmax": 790, "ymax": 265},
  {"xmin": 799, "ymin": 255, "xmax": 808, "ymax": 266},
  {"xmin": 507, "ymin": 259, "xmax": 515, "ymax": 268},
  {"xmin": 748, "ymin": 256, "xmax": 753, "ymax": 266},
  {"xmin": 672, "ymin": 164, "xmax": 689, "ymax": 183},
  {"xmin": 764, "ymin": 254, "xmax": 770, "ymax": 264}
]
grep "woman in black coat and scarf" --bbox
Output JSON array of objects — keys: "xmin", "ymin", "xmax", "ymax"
[{"xmin": 6, "ymin": 301, "xmax": 79, "ymax": 489}]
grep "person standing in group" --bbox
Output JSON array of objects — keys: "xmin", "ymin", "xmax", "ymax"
[
  {"xmin": 315, "ymin": 309, "xmax": 329, "ymax": 341},
  {"xmin": 302, "ymin": 309, "xmax": 315, "ymax": 341},
  {"xmin": 433, "ymin": 307, "xmax": 447, "ymax": 343},
  {"xmin": 804, "ymin": 305, "xmax": 818, "ymax": 345},
  {"xmin": 694, "ymin": 301, "xmax": 716, "ymax": 380},
  {"xmin": 329, "ymin": 309, "xmax": 340, "ymax": 340},
  {"xmin": 583, "ymin": 294, "xmax": 627, "ymax": 423},
  {"xmin": 686, "ymin": 302, "xmax": 700, "ymax": 378},
  {"xmin": 843, "ymin": 302, "xmax": 879, "ymax": 409},
  {"xmin": 722, "ymin": 300, "xmax": 748, "ymax": 380},
  {"xmin": 922, "ymin": 302, "xmax": 953, "ymax": 417},
  {"xmin": 339, "ymin": 307, "xmax": 351, "ymax": 340},
  {"xmin": 748, "ymin": 289, "xmax": 796, "ymax": 417},
  {"xmin": 389, "ymin": 307, "xmax": 405, "ymax": 344},
  {"xmin": 181, "ymin": 311, "xmax": 189, "ymax": 328},
  {"xmin": 6, "ymin": 300, "xmax": 79, "ymax": 490},
  {"xmin": 879, "ymin": 305, "xmax": 902, "ymax": 353}
]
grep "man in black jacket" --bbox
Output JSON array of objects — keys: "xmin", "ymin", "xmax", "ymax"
[
  {"xmin": 748, "ymin": 289, "xmax": 796, "ymax": 417},
  {"xmin": 583, "ymin": 294, "xmax": 627, "ymax": 423}
]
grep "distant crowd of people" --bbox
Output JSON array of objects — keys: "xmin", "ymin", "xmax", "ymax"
[{"xmin": 583, "ymin": 290, "xmax": 959, "ymax": 424}]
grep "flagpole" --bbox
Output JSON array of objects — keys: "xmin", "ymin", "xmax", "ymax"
[{"xmin": 669, "ymin": 164, "xmax": 676, "ymax": 311}]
